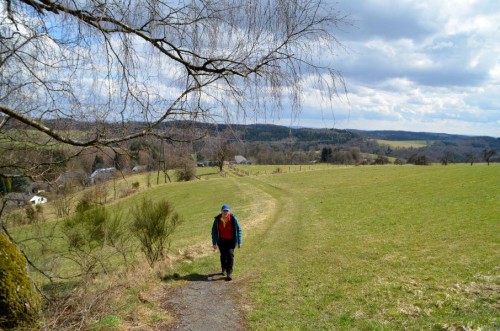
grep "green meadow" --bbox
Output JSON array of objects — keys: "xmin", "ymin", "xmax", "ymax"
[
  {"xmin": 12, "ymin": 164, "xmax": 500, "ymax": 330},
  {"xmin": 178, "ymin": 164, "xmax": 499, "ymax": 330},
  {"xmin": 375, "ymin": 139, "xmax": 429, "ymax": 148}
]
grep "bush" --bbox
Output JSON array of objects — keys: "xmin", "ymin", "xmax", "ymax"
[
  {"xmin": 407, "ymin": 153, "xmax": 429, "ymax": 165},
  {"xmin": 75, "ymin": 191, "xmax": 96, "ymax": 214},
  {"xmin": 53, "ymin": 194, "xmax": 74, "ymax": 218},
  {"xmin": 62, "ymin": 206, "xmax": 131, "ymax": 276},
  {"xmin": 372, "ymin": 155, "xmax": 390, "ymax": 165},
  {"xmin": 130, "ymin": 198, "xmax": 183, "ymax": 266},
  {"xmin": 175, "ymin": 164, "xmax": 196, "ymax": 181},
  {"xmin": 63, "ymin": 207, "xmax": 108, "ymax": 276},
  {"xmin": 64, "ymin": 207, "xmax": 107, "ymax": 250},
  {"xmin": 24, "ymin": 204, "xmax": 43, "ymax": 224},
  {"xmin": 0, "ymin": 233, "xmax": 41, "ymax": 329}
]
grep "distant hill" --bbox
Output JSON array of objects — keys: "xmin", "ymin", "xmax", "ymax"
[
  {"xmin": 351, "ymin": 129, "xmax": 500, "ymax": 150},
  {"xmin": 198, "ymin": 123, "xmax": 499, "ymax": 162},
  {"xmin": 3, "ymin": 116, "xmax": 499, "ymax": 163},
  {"xmin": 348, "ymin": 129, "xmax": 500, "ymax": 163},
  {"xmin": 348, "ymin": 129, "xmax": 473, "ymax": 141},
  {"xmin": 209, "ymin": 123, "xmax": 360, "ymax": 144},
  {"xmin": 4, "ymin": 116, "xmax": 496, "ymax": 143},
  {"xmin": 203, "ymin": 124, "xmax": 497, "ymax": 144}
]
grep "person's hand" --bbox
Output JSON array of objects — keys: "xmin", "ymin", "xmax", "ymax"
[{"xmin": 213, "ymin": 245, "xmax": 217, "ymax": 251}]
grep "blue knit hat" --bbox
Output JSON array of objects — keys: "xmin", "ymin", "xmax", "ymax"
[{"xmin": 221, "ymin": 204, "xmax": 230, "ymax": 211}]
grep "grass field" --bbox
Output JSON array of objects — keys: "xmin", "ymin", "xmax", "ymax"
[
  {"xmin": 10, "ymin": 164, "xmax": 500, "ymax": 330},
  {"xmin": 374, "ymin": 139, "xmax": 430, "ymax": 148},
  {"xmin": 176, "ymin": 164, "xmax": 499, "ymax": 330}
]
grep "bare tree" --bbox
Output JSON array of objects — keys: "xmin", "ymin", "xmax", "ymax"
[
  {"xmin": 483, "ymin": 148, "xmax": 496, "ymax": 166},
  {"xmin": 440, "ymin": 151, "xmax": 454, "ymax": 166},
  {"xmin": 465, "ymin": 153, "xmax": 475, "ymax": 166},
  {"xmin": 1, "ymin": 0, "xmax": 347, "ymax": 150},
  {"xmin": 214, "ymin": 139, "xmax": 231, "ymax": 172},
  {"xmin": 205, "ymin": 129, "xmax": 235, "ymax": 172},
  {"xmin": 0, "ymin": 0, "xmax": 348, "ymax": 281}
]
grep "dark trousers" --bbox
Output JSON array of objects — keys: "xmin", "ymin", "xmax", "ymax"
[{"xmin": 218, "ymin": 239, "xmax": 235, "ymax": 274}]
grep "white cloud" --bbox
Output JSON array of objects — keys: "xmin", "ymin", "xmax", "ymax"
[
  {"xmin": 489, "ymin": 64, "xmax": 500, "ymax": 82},
  {"xmin": 287, "ymin": 0, "xmax": 500, "ymax": 137}
]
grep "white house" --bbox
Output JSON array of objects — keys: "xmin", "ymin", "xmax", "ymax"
[
  {"xmin": 132, "ymin": 165, "xmax": 148, "ymax": 172},
  {"xmin": 234, "ymin": 155, "xmax": 251, "ymax": 164},
  {"xmin": 29, "ymin": 195, "xmax": 47, "ymax": 205},
  {"xmin": 3, "ymin": 193, "xmax": 47, "ymax": 206},
  {"xmin": 90, "ymin": 167, "xmax": 116, "ymax": 184}
]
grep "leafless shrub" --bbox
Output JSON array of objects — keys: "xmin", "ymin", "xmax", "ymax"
[
  {"xmin": 62, "ymin": 207, "xmax": 130, "ymax": 278},
  {"xmin": 53, "ymin": 195, "xmax": 74, "ymax": 219},
  {"xmin": 130, "ymin": 198, "xmax": 183, "ymax": 266}
]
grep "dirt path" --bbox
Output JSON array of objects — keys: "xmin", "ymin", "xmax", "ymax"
[
  {"xmin": 163, "ymin": 273, "xmax": 246, "ymax": 331},
  {"xmin": 161, "ymin": 176, "xmax": 280, "ymax": 331}
]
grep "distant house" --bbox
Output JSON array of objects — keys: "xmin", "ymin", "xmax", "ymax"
[
  {"xmin": 3, "ymin": 193, "xmax": 28, "ymax": 206},
  {"xmin": 3, "ymin": 193, "xmax": 47, "ymax": 206},
  {"xmin": 234, "ymin": 155, "xmax": 252, "ymax": 165},
  {"xmin": 132, "ymin": 165, "xmax": 148, "ymax": 172},
  {"xmin": 29, "ymin": 195, "xmax": 47, "ymax": 205},
  {"xmin": 90, "ymin": 167, "xmax": 117, "ymax": 185}
]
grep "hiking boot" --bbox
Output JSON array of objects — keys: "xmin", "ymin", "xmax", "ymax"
[
  {"xmin": 226, "ymin": 273, "xmax": 232, "ymax": 281},
  {"xmin": 221, "ymin": 269, "xmax": 226, "ymax": 276}
]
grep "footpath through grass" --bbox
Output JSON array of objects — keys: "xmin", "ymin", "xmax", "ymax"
[{"xmin": 184, "ymin": 164, "xmax": 499, "ymax": 330}]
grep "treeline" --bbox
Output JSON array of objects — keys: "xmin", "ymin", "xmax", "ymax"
[{"xmin": 1, "ymin": 120, "xmax": 499, "ymax": 194}]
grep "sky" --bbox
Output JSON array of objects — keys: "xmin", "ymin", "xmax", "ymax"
[
  {"xmin": 3, "ymin": 1, "xmax": 498, "ymax": 138},
  {"xmin": 271, "ymin": 0, "xmax": 500, "ymax": 138}
]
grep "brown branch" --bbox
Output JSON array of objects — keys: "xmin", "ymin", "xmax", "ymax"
[{"xmin": 18, "ymin": 0, "xmax": 261, "ymax": 77}]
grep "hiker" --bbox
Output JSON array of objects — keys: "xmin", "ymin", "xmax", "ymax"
[{"xmin": 212, "ymin": 204, "xmax": 242, "ymax": 281}]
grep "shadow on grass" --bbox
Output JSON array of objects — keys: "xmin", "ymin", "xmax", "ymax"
[
  {"xmin": 196, "ymin": 171, "xmax": 220, "ymax": 178},
  {"xmin": 162, "ymin": 272, "xmax": 227, "ymax": 282}
]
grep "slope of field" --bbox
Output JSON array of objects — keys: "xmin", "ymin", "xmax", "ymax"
[
  {"xmin": 177, "ymin": 164, "xmax": 499, "ymax": 330},
  {"xmin": 10, "ymin": 164, "xmax": 499, "ymax": 330}
]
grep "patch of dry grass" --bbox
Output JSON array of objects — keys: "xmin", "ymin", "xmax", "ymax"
[{"xmin": 38, "ymin": 258, "xmax": 176, "ymax": 330}]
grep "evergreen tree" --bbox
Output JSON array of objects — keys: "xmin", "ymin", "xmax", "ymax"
[{"xmin": 321, "ymin": 147, "xmax": 332, "ymax": 162}]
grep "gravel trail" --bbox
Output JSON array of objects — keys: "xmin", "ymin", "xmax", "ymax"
[{"xmin": 163, "ymin": 272, "xmax": 246, "ymax": 331}]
